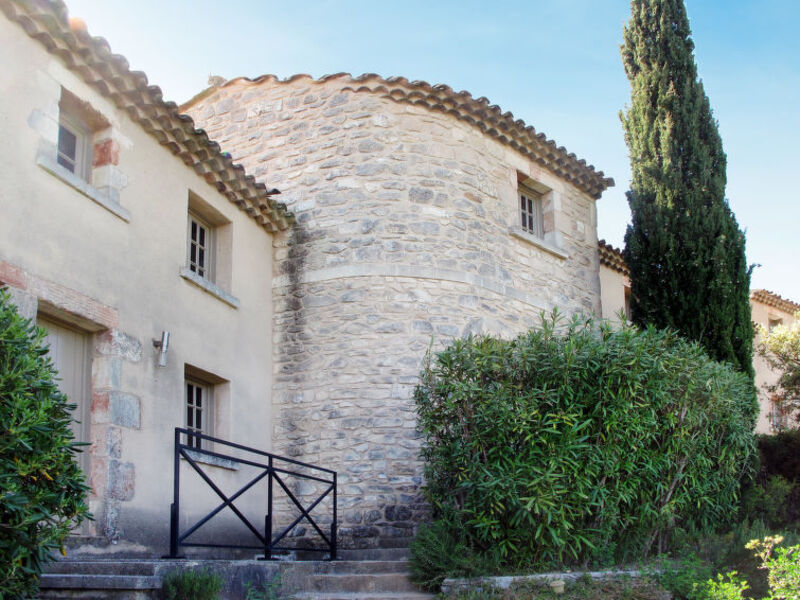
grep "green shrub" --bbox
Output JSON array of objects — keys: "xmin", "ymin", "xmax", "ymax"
[
  {"xmin": 409, "ymin": 513, "xmax": 497, "ymax": 591},
  {"xmin": 414, "ymin": 312, "xmax": 757, "ymax": 574},
  {"xmin": 746, "ymin": 536, "xmax": 800, "ymax": 599},
  {"xmin": 0, "ymin": 290, "xmax": 90, "ymax": 599},
  {"xmin": 161, "ymin": 569, "xmax": 223, "ymax": 600},
  {"xmin": 693, "ymin": 572, "xmax": 749, "ymax": 600},
  {"xmin": 757, "ymin": 430, "xmax": 800, "ymax": 483},
  {"xmin": 656, "ymin": 555, "xmax": 715, "ymax": 600}
]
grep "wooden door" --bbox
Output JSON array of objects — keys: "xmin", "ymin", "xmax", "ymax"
[{"xmin": 38, "ymin": 317, "xmax": 91, "ymax": 476}]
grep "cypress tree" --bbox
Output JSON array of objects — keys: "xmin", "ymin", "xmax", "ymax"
[{"xmin": 621, "ymin": 0, "xmax": 753, "ymax": 375}]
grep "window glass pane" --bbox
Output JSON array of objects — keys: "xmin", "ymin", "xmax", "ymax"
[{"xmin": 57, "ymin": 125, "xmax": 77, "ymax": 173}]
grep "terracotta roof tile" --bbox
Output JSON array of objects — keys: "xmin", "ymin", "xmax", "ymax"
[
  {"xmin": 598, "ymin": 240, "xmax": 629, "ymax": 276},
  {"xmin": 1, "ymin": 0, "xmax": 291, "ymax": 233},
  {"xmin": 751, "ymin": 289, "xmax": 800, "ymax": 314},
  {"xmin": 184, "ymin": 73, "xmax": 615, "ymax": 200}
]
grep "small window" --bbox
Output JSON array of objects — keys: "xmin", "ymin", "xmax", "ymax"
[
  {"xmin": 57, "ymin": 112, "xmax": 91, "ymax": 182},
  {"xmin": 187, "ymin": 212, "xmax": 214, "ymax": 281},
  {"xmin": 520, "ymin": 187, "xmax": 544, "ymax": 238},
  {"xmin": 186, "ymin": 379, "xmax": 213, "ymax": 449},
  {"xmin": 768, "ymin": 318, "xmax": 783, "ymax": 332}
]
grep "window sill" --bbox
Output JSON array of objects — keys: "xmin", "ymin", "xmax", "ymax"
[
  {"xmin": 182, "ymin": 449, "xmax": 239, "ymax": 471},
  {"xmin": 37, "ymin": 153, "xmax": 130, "ymax": 222},
  {"xmin": 510, "ymin": 228, "xmax": 569, "ymax": 260},
  {"xmin": 180, "ymin": 267, "xmax": 240, "ymax": 308}
]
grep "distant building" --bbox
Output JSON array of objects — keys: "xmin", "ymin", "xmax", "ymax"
[{"xmin": 598, "ymin": 241, "xmax": 798, "ymax": 434}]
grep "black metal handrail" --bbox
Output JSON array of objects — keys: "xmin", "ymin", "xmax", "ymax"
[{"xmin": 165, "ymin": 427, "xmax": 337, "ymax": 560}]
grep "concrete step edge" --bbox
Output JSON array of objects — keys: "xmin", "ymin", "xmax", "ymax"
[{"xmin": 39, "ymin": 574, "xmax": 160, "ymax": 590}]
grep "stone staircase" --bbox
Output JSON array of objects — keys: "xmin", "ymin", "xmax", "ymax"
[
  {"xmin": 38, "ymin": 549, "xmax": 435, "ymax": 600},
  {"xmin": 292, "ymin": 549, "xmax": 433, "ymax": 599}
]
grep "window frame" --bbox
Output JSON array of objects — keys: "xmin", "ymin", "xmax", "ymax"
[
  {"xmin": 185, "ymin": 378, "xmax": 214, "ymax": 450},
  {"xmin": 519, "ymin": 185, "xmax": 544, "ymax": 239},
  {"xmin": 57, "ymin": 111, "xmax": 92, "ymax": 183},
  {"xmin": 187, "ymin": 211, "xmax": 215, "ymax": 283}
]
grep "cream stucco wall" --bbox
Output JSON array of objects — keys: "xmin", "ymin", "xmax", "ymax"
[
  {"xmin": 0, "ymin": 15, "xmax": 275, "ymax": 555},
  {"xmin": 751, "ymin": 300, "xmax": 797, "ymax": 434},
  {"xmin": 599, "ymin": 265, "xmax": 629, "ymax": 324},
  {"xmin": 185, "ymin": 75, "xmax": 605, "ymax": 548}
]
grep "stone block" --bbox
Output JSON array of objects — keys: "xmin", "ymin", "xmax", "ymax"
[
  {"xmin": 109, "ymin": 392, "xmax": 141, "ymax": 429},
  {"xmin": 108, "ymin": 460, "xmax": 135, "ymax": 501}
]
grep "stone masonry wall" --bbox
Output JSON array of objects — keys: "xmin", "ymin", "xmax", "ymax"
[{"xmin": 185, "ymin": 74, "xmax": 603, "ymax": 547}]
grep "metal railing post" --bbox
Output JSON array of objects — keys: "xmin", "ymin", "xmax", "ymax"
[
  {"xmin": 265, "ymin": 456, "xmax": 274, "ymax": 560},
  {"xmin": 165, "ymin": 427, "xmax": 181, "ymax": 558},
  {"xmin": 331, "ymin": 471, "xmax": 337, "ymax": 560}
]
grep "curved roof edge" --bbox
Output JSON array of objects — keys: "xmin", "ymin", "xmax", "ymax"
[
  {"xmin": 751, "ymin": 289, "xmax": 800, "ymax": 314},
  {"xmin": 183, "ymin": 73, "xmax": 615, "ymax": 200},
  {"xmin": 2, "ymin": 0, "xmax": 292, "ymax": 233}
]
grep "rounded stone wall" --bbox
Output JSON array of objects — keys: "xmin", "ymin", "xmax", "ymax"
[{"xmin": 184, "ymin": 74, "xmax": 610, "ymax": 548}]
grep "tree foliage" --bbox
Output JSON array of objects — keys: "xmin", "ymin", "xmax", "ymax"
[
  {"xmin": 621, "ymin": 0, "xmax": 753, "ymax": 375},
  {"xmin": 414, "ymin": 312, "xmax": 758, "ymax": 574},
  {"xmin": 0, "ymin": 290, "xmax": 90, "ymax": 599},
  {"xmin": 757, "ymin": 312, "xmax": 800, "ymax": 426}
]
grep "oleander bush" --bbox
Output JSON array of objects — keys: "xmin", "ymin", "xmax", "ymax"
[
  {"xmin": 413, "ymin": 311, "xmax": 758, "ymax": 583},
  {"xmin": 0, "ymin": 290, "xmax": 90, "ymax": 599}
]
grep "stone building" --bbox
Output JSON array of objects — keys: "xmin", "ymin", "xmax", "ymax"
[
  {"xmin": 0, "ymin": 0, "xmax": 291, "ymax": 555},
  {"xmin": 182, "ymin": 73, "xmax": 613, "ymax": 547},
  {"xmin": 598, "ymin": 242, "xmax": 799, "ymax": 434}
]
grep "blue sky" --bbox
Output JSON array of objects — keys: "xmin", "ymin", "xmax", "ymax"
[{"xmin": 65, "ymin": 0, "xmax": 800, "ymax": 301}]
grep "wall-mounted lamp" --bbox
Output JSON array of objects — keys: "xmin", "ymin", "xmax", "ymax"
[{"xmin": 153, "ymin": 331, "xmax": 170, "ymax": 368}]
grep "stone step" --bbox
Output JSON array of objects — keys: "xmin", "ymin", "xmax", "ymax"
[
  {"xmin": 309, "ymin": 560, "xmax": 410, "ymax": 574},
  {"xmin": 334, "ymin": 548, "xmax": 410, "ymax": 561},
  {"xmin": 39, "ymin": 574, "xmax": 160, "ymax": 591},
  {"xmin": 44, "ymin": 561, "xmax": 157, "ymax": 576},
  {"xmin": 293, "ymin": 594, "xmax": 434, "ymax": 600},
  {"xmin": 306, "ymin": 573, "xmax": 419, "ymax": 594}
]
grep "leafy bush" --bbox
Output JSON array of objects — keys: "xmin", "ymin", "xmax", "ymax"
[
  {"xmin": 161, "ymin": 569, "xmax": 223, "ymax": 600},
  {"xmin": 655, "ymin": 555, "xmax": 715, "ymax": 600},
  {"xmin": 0, "ymin": 290, "xmax": 89, "ymax": 599},
  {"xmin": 757, "ymin": 430, "xmax": 800, "ymax": 483},
  {"xmin": 414, "ymin": 312, "xmax": 758, "ymax": 575},
  {"xmin": 740, "ymin": 432, "xmax": 800, "ymax": 527},
  {"xmin": 746, "ymin": 536, "xmax": 800, "ymax": 599},
  {"xmin": 410, "ymin": 512, "xmax": 497, "ymax": 591}
]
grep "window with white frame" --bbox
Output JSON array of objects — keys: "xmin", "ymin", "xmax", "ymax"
[
  {"xmin": 186, "ymin": 378, "xmax": 213, "ymax": 449},
  {"xmin": 57, "ymin": 111, "xmax": 92, "ymax": 182},
  {"xmin": 519, "ymin": 186, "xmax": 544, "ymax": 238},
  {"xmin": 187, "ymin": 212, "xmax": 214, "ymax": 281}
]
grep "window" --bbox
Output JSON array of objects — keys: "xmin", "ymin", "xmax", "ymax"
[
  {"xmin": 186, "ymin": 378, "xmax": 213, "ymax": 449},
  {"xmin": 187, "ymin": 212, "xmax": 214, "ymax": 281},
  {"xmin": 768, "ymin": 317, "xmax": 783, "ymax": 332},
  {"xmin": 35, "ymin": 88, "xmax": 130, "ymax": 221},
  {"xmin": 180, "ymin": 193, "xmax": 239, "ymax": 308},
  {"xmin": 520, "ymin": 186, "xmax": 544, "ymax": 238},
  {"xmin": 57, "ymin": 112, "xmax": 91, "ymax": 182}
]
